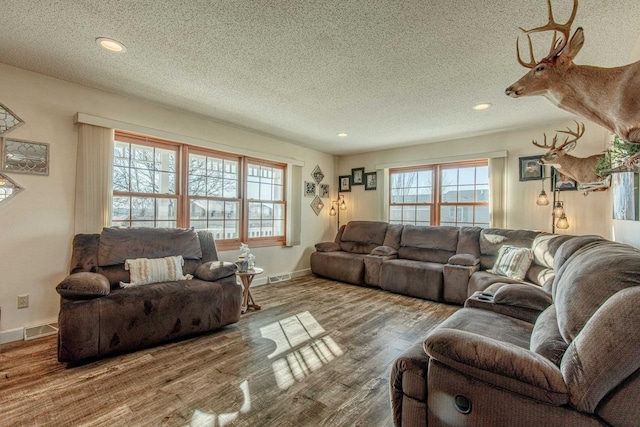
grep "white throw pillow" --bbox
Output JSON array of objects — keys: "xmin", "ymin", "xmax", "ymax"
[
  {"xmin": 120, "ymin": 255, "xmax": 190, "ymax": 288},
  {"xmin": 490, "ymin": 245, "xmax": 533, "ymax": 281}
]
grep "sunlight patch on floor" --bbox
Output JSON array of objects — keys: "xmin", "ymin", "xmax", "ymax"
[
  {"xmin": 260, "ymin": 311, "xmax": 343, "ymax": 390},
  {"xmin": 190, "ymin": 380, "xmax": 251, "ymax": 427}
]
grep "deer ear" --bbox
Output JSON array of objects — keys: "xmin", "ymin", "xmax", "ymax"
[
  {"xmin": 564, "ymin": 27, "xmax": 584, "ymax": 59},
  {"xmin": 562, "ymin": 141, "xmax": 577, "ymax": 153}
]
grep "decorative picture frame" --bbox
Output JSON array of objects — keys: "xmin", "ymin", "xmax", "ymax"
[
  {"xmin": 311, "ymin": 165, "xmax": 325, "ymax": 184},
  {"xmin": 364, "ymin": 172, "xmax": 377, "ymax": 191},
  {"xmin": 0, "ymin": 102, "xmax": 24, "ymax": 136},
  {"xmin": 319, "ymin": 183, "xmax": 330, "ymax": 198},
  {"xmin": 2, "ymin": 138, "xmax": 50, "ymax": 175},
  {"xmin": 339, "ymin": 175, "xmax": 352, "ymax": 192},
  {"xmin": 304, "ymin": 181, "xmax": 317, "ymax": 197},
  {"xmin": 311, "ymin": 196, "xmax": 324, "ymax": 216},
  {"xmin": 0, "ymin": 171, "xmax": 24, "ymax": 205},
  {"xmin": 351, "ymin": 167, "xmax": 365, "ymax": 185},
  {"xmin": 519, "ymin": 155, "xmax": 544, "ymax": 181},
  {"xmin": 551, "ymin": 167, "xmax": 577, "ymax": 191}
]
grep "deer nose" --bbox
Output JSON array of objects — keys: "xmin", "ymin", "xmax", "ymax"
[{"xmin": 505, "ymin": 87, "xmax": 516, "ymax": 97}]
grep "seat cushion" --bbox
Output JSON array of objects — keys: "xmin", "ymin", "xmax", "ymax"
[
  {"xmin": 381, "ymin": 259, "xmax": 444, "ymax": 301},
  {"xmin": 310, "ymin": 251, "xmax": 366, "ymax": 285}
]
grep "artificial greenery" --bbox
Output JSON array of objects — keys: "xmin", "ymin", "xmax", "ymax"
[{"xmin": 594, "ymin": 135, "xmax": 640, "ymax": 178}]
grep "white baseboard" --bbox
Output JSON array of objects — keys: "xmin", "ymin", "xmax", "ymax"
[
  {"xmin": 240, "ymin": 268, "xmax": 312, "ymax": 288},
  {"xmin": 0, "ymin": 328, "xmax": 24, "ymax": 344},
  {"xmin": 291, "ymin": 268, "xmax": 311, "ymax": 278}
]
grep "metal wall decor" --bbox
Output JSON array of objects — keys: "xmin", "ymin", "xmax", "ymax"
[
  {"xmin": 0, "ymin": 172, "xmax": 24, "ymax": 205},
  {"xmin": 319, "ymin": 183, "xmax": 329, "ymax": 198},
  {"xmin": 311, "ymin": 165, "xmax": 324, "ymax": 184},
  {"xmin": 304, "ymin": 181, "xmax": 316, "ymax": 197},
  {"xmin": 311, "ymin": 195, "xmax": 324, "ymax": 216},
  {"xmin": 2, "ymin": 138, "xmax": 50, "ymax": 175},
  {"xmin": 0, "ymin": 102, "xmax": 24, "ymax": 136}
]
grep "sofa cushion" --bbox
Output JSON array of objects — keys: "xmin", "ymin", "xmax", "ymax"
[
  {"xmin": 490, "ymin": 245, "xmax": 533, "ymax": 281},
  {"xmin": 448, "ymin": 253, "xmax": 479, "ymax": 267},
  {"xmin": 315, "ymin": 242, "xmax": 341, "ymax": 252},
  {"xmin": 456, "ymin": 226, "xmax": 482, "ymax": 257},
  {"xmin": 398, "ymin": 225, "xmax": 459, "ymax": 263},
  {"xmin": 56, "ymin": 272, "xmax": 111, "ymax": 300},
  {"xmin": 479, "ymin": 228, "xmax": 539, "ymax": 270},
  {"xmin": 120, "ymin": 255, "xmax": 189, "ymax": 287},
  {"xmin": 310, "ymin": 251, "xmax": 367, "ymax": 285},
  {"xmin": 530, "ymin": 306, "xmax": 567, "ymax": 367},
  {"xmin": 195, "ymin": 261, "xmax": 237, "ymax": 282},
  {"xmin": 381, "ymin": 259, "xmax": 445, "ymax": 301},
  {"xmin": 493, "ymin": 283, "xmax": 552, "ymax": 311},
  {"xmin": 555, "ymin": 240, "xmax": 640, "ymax": 343},
  {"xmin": 339, "ymin": 221, "xmax": 388, "ymax": 254},
  {"xmin": 370, "ymin": 245, "xmax": 398, "ymax": 256},
  {"xmin": 98, "ymin": 227, "xmax": 202, "ymax": 267}
]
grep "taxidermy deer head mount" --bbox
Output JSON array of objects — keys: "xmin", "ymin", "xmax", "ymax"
[
  {"xmin": 532, "ymin": 121, "xmax": 603, "ymax": 185},
  {"xmin": 505, "ymin": 0, "xmax": 640, "ymax": 144}
]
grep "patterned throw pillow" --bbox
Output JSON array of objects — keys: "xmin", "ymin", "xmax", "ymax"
[
  {"xmin": 120, "ymin": 255, "xmax": 191, "ymax": 288},
  {"xmin": 490, "ymin": 245, "xmax": 533, "ymax": 281}
]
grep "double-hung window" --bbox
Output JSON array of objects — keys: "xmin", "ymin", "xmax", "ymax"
[
  {"xmin": 111, "ymin": 131, "xmax": 286, "ymax": 249},
  {"xmin": 389, "ymin": 160, "xmax": 490, "ymax": 228}
]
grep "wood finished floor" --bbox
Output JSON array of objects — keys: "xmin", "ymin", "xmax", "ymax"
[{"xmin": 0, "ymin": 276, "xmax": 458, "ymax": 427}]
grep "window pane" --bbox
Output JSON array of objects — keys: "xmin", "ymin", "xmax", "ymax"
[
  {"xmin": 132, "ymin": 197, "xmax": 155, "ymax": 220},
  {"xmin": 458, "ymin": 206, "xmax": 473, "ymax": 222},
  {"xmin": 459, "ymin": 168, "xmax": 475, "ymax": 185},
  {"xmin": 402, "ymin": 207, "xmax": 416, "ymax": 222},
  {"xmin": 157, "ymin": 198, "xmax": 177, "ymax": 220},
  {"xmin": 417, "ymin": 170, "xmax": 432, "ymax": 187},
  {"xmin": 274, "ymin": 203, "xmax": 285, "ymax": 220},
  {"xmin": 476, "ymin": 185, "xmax": 489, "ymax": 202},
  {"xmin": 113, "ymin": 166, "xmax": 129, "ymax": 191},
  {"xmin": 247, "ymin": 181, "xmax": 259, "ymax": 199},
  {"xmin": 390, "ymin": 206, "xmax": 402, "ymax": 221},
  {"xmin": 416, "ymin": 206, "xmax": 431, "ymax": 223},
  {"xmin": 404, "ymin": 187, "xmax": 417, "ymax": 203},
  {"xmin": 208, "ymin": 200, "xmax": 224, "ymax": 219},
  {"xmin": 112, "ymin": 196, "xmax": 130, "ymax": 221},
  {"xmin": 442, "ymin": 169, "xmax": 458, "ymax": 186},
  {"xmin": 458, "ymin": 185, "xmax": 475, "ymax": 202},
  {"xmin": 441, "ymin": 186, "xmax": 457, "ymax": 202},
  {"xmin": 476, "ymin": 166, "xmax": 489, "ymax": 184},
  {"xmin": 440, "ymin": 206, "xmax": 456, "ymax": 223},
  {"xmin": 417, "ymin": 187, "xmax": 431, "ymax": 203},
  {"xmin": 274, "ymin": 220, "xmax": 285, "ymax": 236},
  {"xmin": 476, "ymin": 205, "xmax": 490, "ymax": 223}
]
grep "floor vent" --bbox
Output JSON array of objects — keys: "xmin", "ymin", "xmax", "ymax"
[
  {"xmin": 24, "ymin": 322, "xmax": 58, "ymax": 341},
  {"xmin": 268, "ymin": 273, "xmax": 292, "ymax": 284}
]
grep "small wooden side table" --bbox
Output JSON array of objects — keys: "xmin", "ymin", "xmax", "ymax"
[{"xmin": 236, "ymin": 267, "xmax": 263, "ymax": 314}]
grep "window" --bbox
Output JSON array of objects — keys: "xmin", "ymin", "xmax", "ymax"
[
  {"xmin": 390, "ymin": 160, "xmax": 489, "ymax": 228},
  {"xmin": 112, "ymin": 131, "xmax": 286, "ymax": 249}
]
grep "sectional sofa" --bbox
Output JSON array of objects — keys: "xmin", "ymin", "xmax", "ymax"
[{"xmin": 310, "ymin": 221, "xmax": 572, "ymax": 306}]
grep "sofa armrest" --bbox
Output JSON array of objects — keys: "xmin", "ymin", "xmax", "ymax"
[
  {"xmin": 315, "ymin": 242, "xmax": 341, "ymax": 252},
  {"xmin": 492, "ymin": 283, "xmax": 552, "ymax": 311},
  {"xmin": 195, "ymin": 261, "xmax": 237, "ymax": 282},
  {"xmin": 447, "ymin": 254, "xmax": 480, "ymax": 267},
  {"xmin": 424, "ymin": 328, "xmax": 568, "ymax": 405},
  {"xmin": 370, "ymin": 245, "xmax": 398, "ymax": 257},
  {"xmin": 56, "ymin": 272, "xmax": 110, "ymax": 300}
]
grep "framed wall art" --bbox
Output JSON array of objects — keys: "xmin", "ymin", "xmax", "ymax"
[
  {"xmin": 2, "ymin": 138, "xmax": 50, "ymax": 175},
  {"xmin": 364, "ymin": 172, "xmax": 377, "ymax": 190},
  {"xmin": 351, "ymin": 167, "xmax": 365, "ymax": 185},
  {"xmin": 304, "ymin": 181, "xmax": 316, "ymax": 197},
  {"xmin": 311, "ymin": 165, "xmax": 325, "ymax": 184},
  {"xmin": 0, "ymin": 102, "xmax": 24, "ymax": 136},
  {"xmin": 551, "ymin": 167, "xmax": 577, "ymax": 191},
  {"xmin": 519, "ymin": 155, "xmax": 544, "ymax": 181},
  {"xmin": 339, "ymin": 175, "xmax": 351, "ymax": 192},
  {"xmin": 319, "ymin": 183, "xmax": 329, "ymax": 198}
]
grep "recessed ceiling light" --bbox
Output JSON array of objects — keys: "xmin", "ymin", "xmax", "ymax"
[
  {"xmin": 472, "ymin": 103, "xmax": 492, "ymax": 110},
  {"xmin": 337, "ymin": 132, "xmax": 348, "ymax": 137},
  {"xmin": 96, "ymin": 37, "xmax": 126, "ymax": 53}
]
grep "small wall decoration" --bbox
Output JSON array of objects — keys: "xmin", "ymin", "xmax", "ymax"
[
  {"xmin": 311, "ymin": 195, "xmax": 324, "ymax": 216},
  {"xmin": 0, "ymin": 102, "xmax": 24, "ymax": 136},
  {"xmin": 2, "ymin": 138, "xmax": 50, "ymax": 175},
  {"xmin": 304, "ymin": 181, "xmax": 316, "ymax": 197},
  {"xmin": 0, "ymin": 172, "xmax": 24, "ymax": 205},
  {"xmin": 612, "ymin": 171, "xmax": 639, "ymax": 221},
  {"xmin": 311, "ymin": 165, "xmax": 325, "ymax": 184},
  {"xmin": 319, "ymin": 183, "xmax": 329, "ymax": 198},
  {"xmin": 352, "ymin": 167, "xmax": 365, "ymax": 185},
  {"xmin": 339, "ymin": 175, "xmax": 351, "ymax": 192},
  {"xmin": 364, "ymin": 172, "xmax": 377, "ymax": 190},
  {"xmin": 551, "ymin": 167, "xmax": 577, "ymax": 191},
  {"xmin": 519, "ymin": 155, "xmax": 543, "ymax": 181}
]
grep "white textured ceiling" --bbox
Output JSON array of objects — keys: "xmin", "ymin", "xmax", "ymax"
[{"xmin": 1, "ymin": 1, "xmax": 639, "ymax": 155}]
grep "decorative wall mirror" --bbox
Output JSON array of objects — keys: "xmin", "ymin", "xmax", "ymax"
[
  {"xmin": 0, "ymin": 172, "xmax": 24, "ymax": 205},
  {"xmin": 0, "ymin": 102, "xmax": 24, "ymax": 136},
  {"xmin": 1, "ymin": 138, "xmax": 50, "ymax": 175}
]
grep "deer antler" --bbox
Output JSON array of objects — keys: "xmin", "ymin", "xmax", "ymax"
[
  {"xmin": 556, "ymin": 121, "xmax": 585, "ymax": 149},
  {"xmin": 532, "ymin": 133, "xmax": 559, "ymax": 149},
  {"xmin": 516, "ymin": 0, "xmax": 579, "ymax": 67}
]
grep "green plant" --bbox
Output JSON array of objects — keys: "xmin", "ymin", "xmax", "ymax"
[{"xmin": 594, "ymin": 135, "xmax": 640, "ymax": 178}]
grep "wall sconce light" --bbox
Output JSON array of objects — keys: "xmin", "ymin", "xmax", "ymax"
[
  {"xmin": 536, "ymin": 189, "xmax": 549, "ymax": 206},
  {"xmin": 552, "ymin": 200, "xmax": 565, "ymax": 218},
  {"xmin": 329, "ymin": 194, "xmax": 347, "ymax": 230}
]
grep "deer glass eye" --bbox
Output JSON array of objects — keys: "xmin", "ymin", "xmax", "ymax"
[{"xmin": 535, "ymin": 65, "xmax": 546, "ymax": 72}]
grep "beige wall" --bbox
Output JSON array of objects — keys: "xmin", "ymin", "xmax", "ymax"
[
  {"xmin": 0, "ymin": 64, "xmax": 336, "ymax": 339},
  {"xmin": 337, "ymin": 120, "xmax": 615, "ymax": 239}
]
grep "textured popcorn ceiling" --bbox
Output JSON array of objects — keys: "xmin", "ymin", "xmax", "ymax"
[{"xmin": 1, "ymin": 1, "xmax": 639, "ymax": 155}]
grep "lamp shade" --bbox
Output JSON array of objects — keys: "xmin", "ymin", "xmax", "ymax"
[
  {"xmin": 536, "ymin": 189, "xmax": 549, "ymax": 206},
  {"xmin": 553, "ymin": 201, "xmax": 564, "ymax": 218},
  {"xmin": 556, "ymin": 214, "xmax": 570, "ymax": 229},
  {"xmin": 329, "ymin": 206, "xmax": 336, "ymax": 216}
]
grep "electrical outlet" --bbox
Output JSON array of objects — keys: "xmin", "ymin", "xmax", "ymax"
[{"xmin": 17, "ymin": 294, "xmax": 29, "ymax": 309}]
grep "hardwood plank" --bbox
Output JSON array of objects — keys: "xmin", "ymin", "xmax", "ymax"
[{"xmin": 0, "ymin": 276, "xmax": 457, "ymax": 427}]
